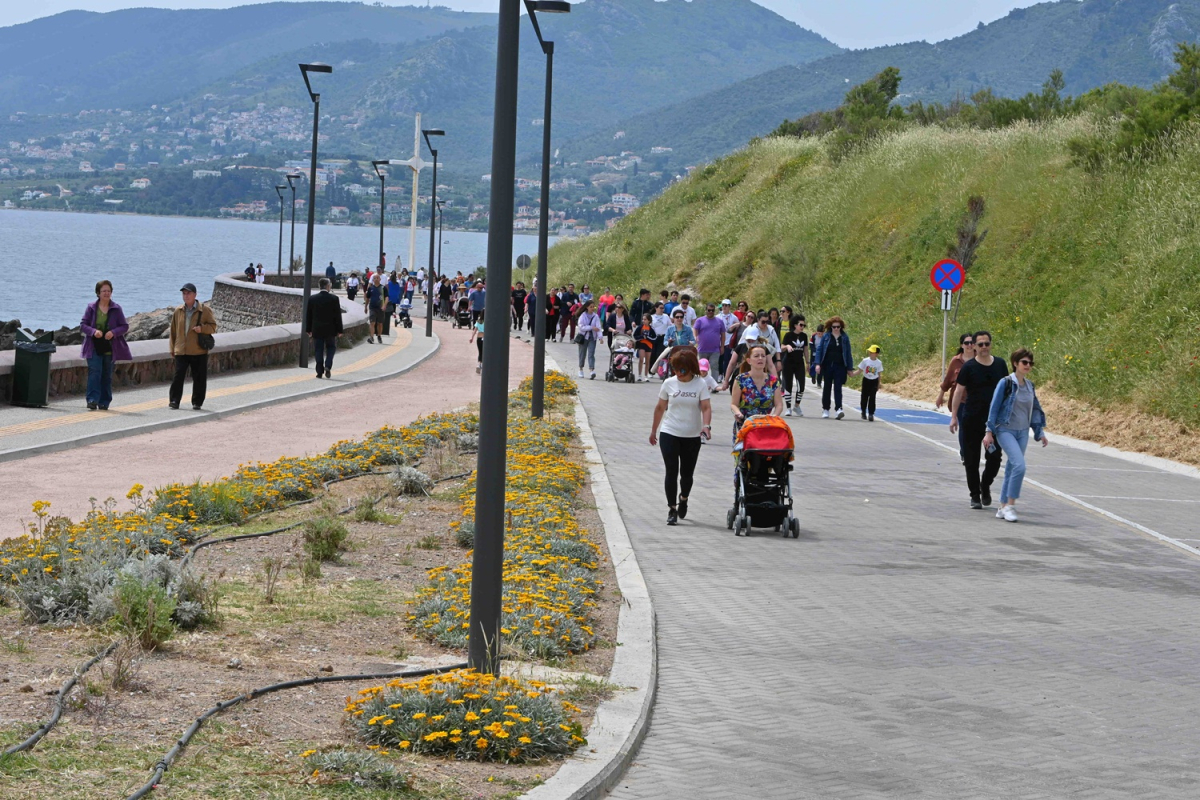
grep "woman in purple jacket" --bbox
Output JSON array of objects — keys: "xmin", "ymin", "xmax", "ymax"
[{"xmin": 80, "ymin": 279, "xmax": 132, "ymax": 410}]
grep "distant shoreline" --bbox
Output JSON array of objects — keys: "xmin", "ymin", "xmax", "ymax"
[{"xmin": 0, "ymin": 204, "xmax": 475, "ymax": 235}]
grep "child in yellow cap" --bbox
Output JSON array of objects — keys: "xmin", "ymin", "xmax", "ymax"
[{"xmin": 856, "ymin": 345, "xmax": 883, "ymax": 421}]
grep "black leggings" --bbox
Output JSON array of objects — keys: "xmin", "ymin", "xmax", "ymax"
[
  {"xmin": 476, "ymin": 338, "xmax": 483, "ymax": 363},
  {"xmin": 659, "ymin": 432, "xmax": 702, "ymax": 508},
  {"xmin": 781, "ymin": 359, "xmax": 805, "ymax": 403}
]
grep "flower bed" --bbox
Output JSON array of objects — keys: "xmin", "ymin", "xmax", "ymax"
[
  {"xmin": 344, "ymin": 669, "xmax": 585, "ymax": 763},
  {"xmin": 408, "ymin": 373, "xmax": 602, "ymax": 659},
  {"xmin": 0, "ymin": 411, "xmax": 479, "ymax": 623}
]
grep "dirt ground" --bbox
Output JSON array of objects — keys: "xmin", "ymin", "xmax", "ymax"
[
  {"xmin": 0, "ymin": 322, "xmax": 535, "ymax": 540},
  {"xmin": 884, "ymin": 359, "xmax": 1200, "ymax": 468},
  {"xmin": 0, "ymin": 427, "xmax": 621, "ymax": 799}
]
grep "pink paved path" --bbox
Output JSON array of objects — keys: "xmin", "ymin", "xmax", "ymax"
[{"xmin": 1, "ymin": 322, "xmax": 534, "ymax": 540}]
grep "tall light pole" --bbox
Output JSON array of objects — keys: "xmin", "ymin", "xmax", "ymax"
[
  {"xmin": 372, "ymin": 160, "xmax": 388, "ymax": 272},
  {"xmin": 422, "ymin": 128, "xmax": 444, "ymax": 338},
  {"xmin": 525, "ymin": 0, "xmax": 571, "ymax": 418},
  {"xmin": 298, "ymin": 61, "xmax": 332, "ymax": 369},
  {"xmin": 435, "ymin": 199, "xmax": 445, "ymax": 281},
  {"xmin": 286, "ymin": 173, "xmax": 301, "ymax": 275},
  {"xmin": 274, "ymin": 184, "xmax": 286, "ymax": 277}
]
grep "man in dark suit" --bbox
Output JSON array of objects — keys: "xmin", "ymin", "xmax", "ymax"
[{"xmin": 305, "ymin": 278, "xmax": 344, "ymax": 378}]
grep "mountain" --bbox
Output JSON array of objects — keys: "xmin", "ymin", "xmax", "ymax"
[
  {"xmin": 170, "ymin": 0, "xmax": 843, "ymax": 168},
  {"xmin": 0, "ymin": 3, "xmax": 492, "ymax": 113},
  {"xmin": 559, "ymin": 0, "xmax": 1200, "ymax": 169}
]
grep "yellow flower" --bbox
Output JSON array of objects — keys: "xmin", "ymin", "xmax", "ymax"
[
  {"xmin": 299, "ymin": 750, "xmax": 316, "ymax": 758},
  {"xmin": 475, "ymin": 738, "xmax": 489, "ymax": 749}
]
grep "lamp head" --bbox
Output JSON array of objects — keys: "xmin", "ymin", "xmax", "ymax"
[
  {"xmin": 532, "ymin": 1, "xmax": 571, "ymax": 11},
  {"xmin": 422, "ymin": 128, "xmax": 445, "ymax": 154},
  {"xmin": 372, "ymin": 159, "xmax": 388, "ymax": 178},
  {"xmin": 285, "ymin": 173, "xmax": 301, "ymax": 190},
  {"xmin": 299, "ymin": 62, "xmax": 333, "ymax": 100}
]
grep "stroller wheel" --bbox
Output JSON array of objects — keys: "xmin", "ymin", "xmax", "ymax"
[
  {"xmin": 726, "ymin": 508, "xmax": 735, "ymax": 530},
  {"xmin": 790, "ymin": 517, "xmax": 800, "ymax": 539},
  {"xmin": 606, "ymin": 371, "xmax": 614, "ymax": 382}
]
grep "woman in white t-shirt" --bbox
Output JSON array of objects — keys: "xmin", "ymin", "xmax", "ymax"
[{"xmin": 649, "ymin": 348, "xmax": 713, "ymax": 526}]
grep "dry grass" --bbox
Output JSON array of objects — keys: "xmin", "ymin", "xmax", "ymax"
[{"xmin": 884, "ymin": 358, "xmax": 1200, "ymax": 467}]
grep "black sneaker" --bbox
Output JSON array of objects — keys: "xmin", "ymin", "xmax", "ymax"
[
  {"xmin": 981, "ymin": 487, "xmax": 992, "ymax": 507},
  {"xmin": 667, "ymin": 509, "xmax": 678, "ymax": 526},
  {"xmin": 970, "ymin": 498, "xmax": 983, "ymax": 510},
  {"xmin": 87, "ymin": 401, "xmax": 98, "ymax": 410},
  {"xmin": 169, "ymin": 402, "xmax": 180, "ymax": 410},
  {"xmin": 677, "ymin": 497, "xmax": 688, "ymax": 520},
  {"xmin": 861, "ymin": 409, "xmax": 867, "ymax": 419},
  {"xmin": 192, "ymin": 404, "xmax": 203, "ymax": 411},
  {"xmin": 868, "ymin": 414, "xmax": 875, "ymax": 422}
]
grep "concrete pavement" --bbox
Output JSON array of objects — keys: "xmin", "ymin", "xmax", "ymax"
[{"xmin": 544, "ymin": 339, "xmax": 1200, "ymax": 799}]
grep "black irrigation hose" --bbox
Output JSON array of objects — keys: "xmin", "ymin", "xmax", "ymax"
[
  {"xmin": 3, "ymin": 638, "xmax": 122, "ymax": 756},
  {"xmin": 124, "ymin": 662, "xmax": 471, "ymax": 800}
]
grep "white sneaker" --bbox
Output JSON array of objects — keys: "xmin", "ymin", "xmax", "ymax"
[
  {"xmin": 784, "ymin": 407, "xmax": 792, "ymax": 417},
  {"xmin": 1002, "ymin": 506, "xmax": 1019, "ymax": 522},
  {"xmin": 995, "ymin": 508, "xmax": 1005, "ymax": 519},
  {"xmin": 578, "ymin": 370, "xmax": 584, "ymax": 378},
  {"xmin": 590, "ymin": 371, "xmax": 596, "ymax": 380},
  {"xmin": 835, "ymin": 408, "xmax": 845, "ymax": 420},
  {"xmin": 796, "ymin": 406, "xmax": 804, "ymax": 417},
  {"xmin": 821, "ymin": 410, "xmax": 830, "ymax": 419}
]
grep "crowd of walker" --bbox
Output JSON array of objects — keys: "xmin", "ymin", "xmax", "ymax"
[{"xmin": 73, "ymin": 264, "xmax": 1048, "ymax": 530}]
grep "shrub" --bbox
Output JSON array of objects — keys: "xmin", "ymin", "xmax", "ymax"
[
  {"xmin": 353, "ymin": 496, "xmax": 385, "ymax": 523},
  {"xmin": 346, "ymin": 669, "xmax": 585, "ymax": 763},
  {"xmin": 112, "ymin": 574, "xmax": 176, "ymax": 651},
  {"xmin": 455, "ymin": 432, "xmax": 479, "ymax": 451},
  {"xmin": 302, "ymin": 749, "xmax": 408, "ymax": 790},
  {"xmin": 391, "ymin": 466, "xmax": 433, "ymax": 496},
  {"xmin": 453, "ymin": 521, "xmax": 475, "ymax": 548},
  {"xmin": 302, "ymin": 516, "xmax": 349, "ymax": 563}
]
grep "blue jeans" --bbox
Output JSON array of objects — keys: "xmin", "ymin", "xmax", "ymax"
[
  {"xmin": 86, "ymin": 353, "xmax": 113, "ymax": 408},
  {"xmin": 578, "ymin": 336, "xmax": 597, "ymax": 370},
  {"xmin": 997, "ymin": 427, "xmax": 1029, "ymax": 503},
  {"xmin": 313, "ymin": 336, "xmax": 336, "ymax": 375}
]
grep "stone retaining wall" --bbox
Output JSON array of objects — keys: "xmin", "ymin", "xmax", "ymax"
[
  {"xmin": 1, "ymin": 274, "xmax": 368, "ymax": 402},
  {"xmin": 211, "ymin": 276, "xmax": 303, "ymax": 330}
]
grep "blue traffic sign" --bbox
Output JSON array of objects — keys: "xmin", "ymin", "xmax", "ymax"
[{"xmin": 930, "ymin": 259, "xmax": 964, "ymax": 292}]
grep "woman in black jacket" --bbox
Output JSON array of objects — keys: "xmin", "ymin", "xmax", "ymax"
[{"xmin": 604, "ymin": 302, "xmax": 633, "ymax": 350}]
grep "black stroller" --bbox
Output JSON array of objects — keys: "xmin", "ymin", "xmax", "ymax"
[
  {"xmin": 726, "ymin": 416, "xmax": 799, "ymax": 538},
  {"xmin": 454, "ymin": 297, "xmax": 472, "ymax": 329},
  {"xmin": 396, "ymin": 297, "xmax": 413, "ymax": 329}
]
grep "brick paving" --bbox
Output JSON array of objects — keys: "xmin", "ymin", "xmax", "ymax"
[{"xmin": 552, "ymin": 340, "xmax": 1200, "ymax": 799}]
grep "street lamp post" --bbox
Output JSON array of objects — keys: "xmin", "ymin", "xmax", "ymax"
[
  {"xmin": 274, "ymin": 185, "xmax": 286, "ymax": 277},
  {"xmin": 286, "ymin": 173, "xmax": 301, "ymax": 276},
  {"xmin": 372, "ymin": 160, "xmax": 388, "ymax": 272},
  {"xmin": 298, "ymin": 62, "xmax": 332, "ymax": 369},
  {"xmin": 422, "ymin": 128, "xmax": 444, "ymax": 338},
  {"xmin": 524, "ymin": 0, "xmax": 570, "ymax": 418},
  {"xmin": 435, "ymin": 200, "xmax": 445, "ymax": 280},
  {"xmin": 466, "ymin": 0, "xmax": 568, "ymax": 676}
]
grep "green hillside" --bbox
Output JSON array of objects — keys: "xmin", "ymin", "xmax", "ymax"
[
  {"xmin": 547, "ymin": 118, "xmax": 1200, "ymax": 428},
  {"xmin": 560, "ymin": 0, "xmax": 1200, "ymax": 169}
]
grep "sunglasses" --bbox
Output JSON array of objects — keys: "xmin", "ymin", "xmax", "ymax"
[
  {"xmin": 1019, "ymin": 359, "xmax": 1034, "ymax": 366},
  {"xmin": 976, "ymin": 341, "xmax": 991, "ymax": 347},
  {"xmin": 962, "ymin": 340, "xmax": 974, "ymax": 346},
  {"xmin": 797, "ymin": 324, "xmax": 806, "ymax": 328}
]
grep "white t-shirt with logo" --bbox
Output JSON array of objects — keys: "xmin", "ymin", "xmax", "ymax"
[
  {"xmin": 657, "ymin": 376, "xmax": 711, "ymax": 438},
  {"xmin": 859, "ymin": 357, "xmax": 883, "ymax": 380}
]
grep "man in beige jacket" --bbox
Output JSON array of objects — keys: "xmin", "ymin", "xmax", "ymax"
[{"xmin": 168, "ymin": 282, "xmax": 218, "ymax": 410}]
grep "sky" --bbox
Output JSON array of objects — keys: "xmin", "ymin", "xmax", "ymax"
[{"xmin": 0, "ymin": 0, "xmax": 1048, "ymax": 49}]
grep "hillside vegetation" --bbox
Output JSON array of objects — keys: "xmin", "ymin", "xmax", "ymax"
[{"xmin": 547, "ymin": 117, "xmax": 1200, "ymax": 436}]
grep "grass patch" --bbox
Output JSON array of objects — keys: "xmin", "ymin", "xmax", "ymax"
[
  {"xmin": 220, "ymin": 577, "xmax": 405, "ymax": 627},
  {"xmin": 0, "ymin": 723, "xmax": 456, "ymax": 799},
  {"xmin": 560, "ymin": 674, "xmax": 621, "ymax": 705}
]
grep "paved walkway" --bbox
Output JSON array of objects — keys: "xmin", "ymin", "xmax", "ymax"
[
  {"xmin": 0, "ymin": 316, "xmax": 533, "ymax": 539},
  {"xmin": 548, "ymin": 340, "xmax": 1200, "ymax": 799}
]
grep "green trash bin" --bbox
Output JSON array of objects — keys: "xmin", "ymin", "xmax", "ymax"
[{"xmin": 11, "ymin": 329, "xmax": 57, "ymax": 407}]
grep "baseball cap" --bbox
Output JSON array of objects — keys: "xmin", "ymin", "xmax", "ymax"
[
  {"xmin": 867, "ymin": 345, "xmax": 881, "ymax": 354},
  {"xmin": 180, "ymin": 282, "xmax": 197, "ymax": 293},
  {"xmin": 698, "ymin": 358, "xmax": 710, "ymax": 371},
  {"xmin": 721, "ymin": 299, "xmax": 732, "ymax": 306}
]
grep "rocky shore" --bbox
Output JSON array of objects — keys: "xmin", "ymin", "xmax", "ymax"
[{"xmin": 0, "ymin": 308, "xmax": 173, "ymax": 351}]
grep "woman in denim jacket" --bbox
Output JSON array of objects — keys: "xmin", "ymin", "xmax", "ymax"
[{"xmin": 984, "ymin": 347, "xmax": 1049, "ymax": 523}]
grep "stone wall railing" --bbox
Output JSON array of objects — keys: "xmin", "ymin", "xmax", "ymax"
[{"xmin": 0, "ymin": 273, "xmax": 369, "ymax": 402}]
